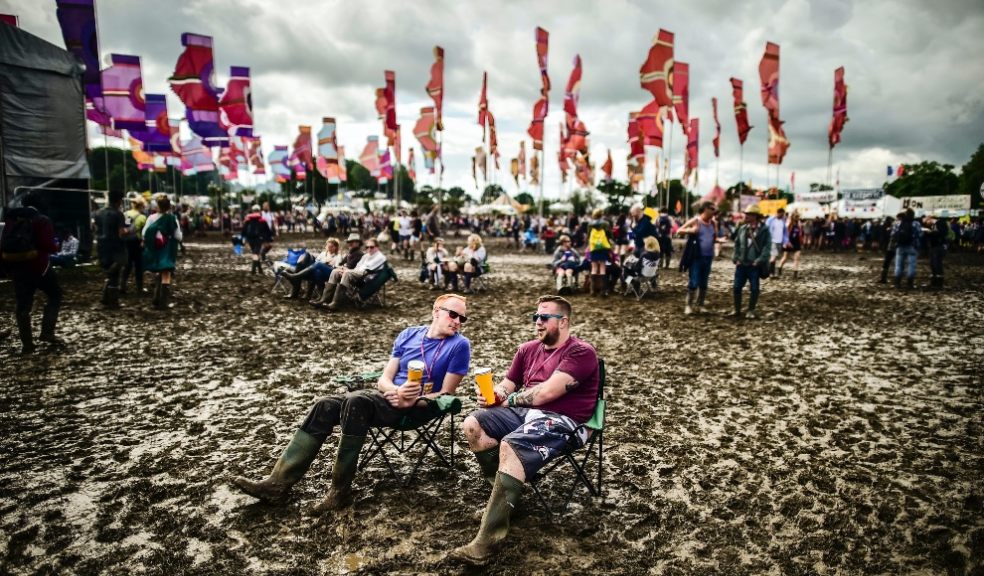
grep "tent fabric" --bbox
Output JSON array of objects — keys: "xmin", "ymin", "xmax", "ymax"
[{"xmin": 0, "ymin": 23, "xmax": 90, "ymax": 183}]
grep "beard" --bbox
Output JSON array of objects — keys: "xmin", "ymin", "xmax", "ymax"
[{"xmin": 537, "ymin": 326, "xmax": 560, "ymax": 347}]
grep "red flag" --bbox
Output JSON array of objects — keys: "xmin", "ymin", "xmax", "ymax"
[
  {"xmin": 636, "ymin": 99, "xmax": 663, "ymax": 148},
  {"xmin": 528, "ymin": 98, "xmax": 547, "ymax": 150},
  {"xmin": 759, "ymin": 42, "xmax": 781, "ymax": 124},
  {"xmin": 563, "ymin": 54, "xmax": 582, "ymax": 120},
  {"xmin": 413, "ymin": 107, "xmax": 438, "ymax": 153},
  {"xmin": 897, "ymin": 164, "xmax": 906, "ymax": 177},
  {"xmin": 558, "ymin": 122, "xmax": 570, "ymax": 179},
  {"xmin": 393, "ymin": 124, "xmax": 402, "ymax": 164},
  {"xmin": 488, "ymin": 111, "xmax": 499, "ymax": 163},
  {"xmin": 290, "ymin": 125, "xmax": 313, "ymax": 169},
  {"xmin": 627, "ymin": 113, "xmax": 645, "ymax": 161},
  {"xmin": 639, "ymin": 29, "xmax": 674, "ymax": 107},
  {"xmin": 672, "ymin": 61, "xmax": 690, "ymax": 136},
  {"xmin": 374, "ymin": 88, "xmax": 387, "ymax": 120},
  {"xmin": 684, "ymin": 118, "xmax": 699, "ymax": 181},
  {"xmin": 767, "ymin": 117, "xmax": 789, "ymax": 165},
  {"xmin": 711, "ymin": 97, "xmax": 721, "ymax": 158},
  {"xmin": 528, "ymin": 27, "xmax": 550, "ymax": 151},
  {"xmin": 828, "ymin": 66, "xmax": 848, "ymax": 149},
  {"xmin": 360, "ymin": 136, "xmax": 380, "ymax": 176},
  {"xmin": 425, "ymin": 46, "xmax": 445, "ymax": 130},
  {"xmin": 384, "ymin": 70, "xmax": 397, "ymax": 132},
  {"xmin": 478, "ymin": 71, "xmax": 489, "ymax": 130},
  {"xmin": 518, "ymin": 141, "xmax": 527, "ymax": 177},
  {"xmin": 730, "ymin": 77, "xmax": 753, "ymax": 145},
  {"xmin": 602, "ymin": 149, "xmax": 613, "ymax": 181},
  {"xmin": 535, "ymin": 27, "xmax": 550, "ymax": 95}
]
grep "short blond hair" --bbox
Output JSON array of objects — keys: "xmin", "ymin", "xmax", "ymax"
[
  {"xmin": 591, "ymin": 208, "xmax": 604, "ymax": 219},
  {"xmin": 643, "ymin": 236, "xmax": 660, "ymax": 252},
  {"xmin": 433, "ymin": 293, "xmax": 466, "ymax": 308},
  {"xmin": 468, "ymin": 233, "xmax": 483, "ymax": 248}
]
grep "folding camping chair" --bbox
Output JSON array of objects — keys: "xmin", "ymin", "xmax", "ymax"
[
  {"xmin": 527, "ymin": 358, "xmax": 607, "ymax": 516},
  {"xmin": 471, "ymin": 261, "xmax": 492, "ymax": 293},
  {"xmin": 624, "ymin": 256, "xmax": 660, "ymax": 300},
  {"xmin": 269, "ymin": 248, "xmax": 309, "ymax": 295},
  {"xmin": 358, "ymin": 394, "xmax": 462, "ymax": 486},
  {"xmin": 348, "ymin": 262, "xmax": 398, "ymax": 308}
]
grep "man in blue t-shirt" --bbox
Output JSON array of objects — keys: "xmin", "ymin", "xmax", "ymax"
[{"xmin": 232, "ymin": 294, "xmax": 471, "ymax": 515}]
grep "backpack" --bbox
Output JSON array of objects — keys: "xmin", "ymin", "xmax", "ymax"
[
  {"xmin": 896, "ymin": 220, "xmax": 914, "ymax": 247},
  {"xmin": 588, "ymin": 227, "xmax": 611, "ymax": 251},
  {"xmin": 1, "ymin": 213, "xmax": 38, "ymax": 262},
  {"xmin": 121, "ymin": 211, "xmax": 138, "ymax": 240}
]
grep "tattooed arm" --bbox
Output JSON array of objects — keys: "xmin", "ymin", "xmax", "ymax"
[{"xmin": 508, "ymin": 371, "xmax": 579, "ymax": 407}]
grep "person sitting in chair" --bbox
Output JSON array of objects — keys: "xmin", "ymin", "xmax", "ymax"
[
  {"xmin": 424, "ymin": 237, "xmax": 450, "ymax": 290},
  {"xmin": 312, "ymin": 233, "xmax": 364, "ymax": 306},
  {"xmin": 550, "ymin": 235, "xmax": 581, "ymax": 293},
  {"xmin": 451, "ymin": 295, "xmax": 599, "ymax": 566},
  {"xmin": 448, "ymin": 234, "xmax": 487, "ymax": 294},
  {"xmin": 316, "ymin": 237, "xmax": 386, "ymax": 310},
  {"xmin": 232, "ymin": 294, "xmax": 472, "ymax": 515},
  {"xmin": 50, "ymin": 228, "xmax": 79, "ymax": 267},
  {"xmin": 284, "ymin": 238, "xmax": 343, "ymax": 301}
]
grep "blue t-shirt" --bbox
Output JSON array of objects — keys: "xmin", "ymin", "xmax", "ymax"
[{"xmin": 390, "ymin": 326, "xmax": 471, "ymax": 392}]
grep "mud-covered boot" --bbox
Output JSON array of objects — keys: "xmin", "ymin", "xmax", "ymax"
[
  {"xmin": 697, "ymin": 288, "xmax": 709, "ymax": 314},
  {"xmin": 684, "ymin": 289, "xmax": 695, "ymax": 315},
  {"xmin": 727, "ymin": 290, "xmax": 742, "ymax": 318},
  {"xmin": 151, "ymin": 276, "xmax": 163, "ymax": 307},
  {"xmin": 303, "ymin": 282, "xmax": 316, "ymax": 301},
  {"xmin": 555, "ymin": 275, "xmax": 565, "ymax": 292},
  {"xmin": 103, "ymin": 285, "xmax": 121, "ymax": 309},
  {"xmin": 450, "ymin": 472, "xmax": 524, "ymax": 566},
  {"xmin": 878, "ymin": 270, "xmax": 887, "ymax": 284},
  {"xmin": 158, "ymin": 284, "xmax": 172, "ymax": 310},
  {"xmin": 285, "ymin": 279, "xmax": 301, "ymax": 299},
  {"xmin": 309, "ymin": 434, "xmax": 365, "ymax": 516},
  {"xmin": 16, "ymin": 310, "xmax": 34, "ymax": 354},
  {"xmin": 38, "ymin": 309, "xmax": 64, "ymax": 347},
  {"xmin": 906, "ymin": 277, "xmax": 914, "ymax": 289},
  {"xmin": 325, "ymin": 283, "xmax": 347, "ymax": 311},
  {"xmin": 232, "ymin": 430, "xmax": 323, "ymax": 504},
  {"xmin": 313, "ymin": 282, "xmax": 338, "ymax": 306},
  {"xmin": 893, "ymin": 275, "xmax": 902, "ymax": 289},
  {"xmin": 474, "ymin": 446, "xmax": 500, "ymax": 486}
]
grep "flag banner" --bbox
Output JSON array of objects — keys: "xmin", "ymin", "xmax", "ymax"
[
  {"xmin": 248, "ymin": 136, "xmax": 265, "ymax": 175},
  {"xmin": 130, "ymin": 93, "xmax": 172, "ymax": 152},
  {"xmin": 518, "ymin": 140, "xmax": 527, "ymax": 178},
  {"xmin": 168, "ymin": 119, "xmax": 182, "ymax": 154},
  {"xmin": 102, "ymin": 54, "xmax": 145, "ymax": 131},
  {"xmin": 219, "ymin": 147, "xmax": 238, "ymax": 181},
  {"xmin": 684, "ymin": 118, "xmax": 699, "ymax": 180},
  {"xmin": 426, "ymin": 46, "xmax": 445, "ymax": 130},
  {"xmin": 269, "ymin": 145, "xmax": 291, "ymax": 182},
  {"xmin": 795, "ymin": 190, "xmax": 836, "ymax": 203},
  {"xmin": 639, "ymin": 29, "xmax": 674, "ymax": 107},
  {"xmin": 228, "ymin": 135, "xmax": 249, "ymax": 166},
  {"xmin": 128, "ymin": 137, "xmax": 154, "ymax": 170},
  {"xmin": 475, "ymin": 146, "xmax": 487, "ymax": 182},
  {"xmin": 900, "ymin": 195, "xmax": 971, "ymax": 212},
  {"xmin": 730, "ymin": 77, "xmax": 753, "ymax": 145},
  {"xmin": 170, "ymin": 33, "xmax": 227, "ymax": 145},
  {"xmin": 337, "ymin": 145, "xmax": 347, "ymax": 182},
  {"xmin": 528, "ymin": 98, "xmax": 548, "ymax": 150},
  {"xmin": 360, "ymin": 136, "xmax": 380, "ymax": 176},
  {"xmin": 384, "ymin": 70, "xmax": 397, "ymax": 132},
  {"xmin": 758, "ymin": 42, "xmax": 781, "ymax": 124},
  {"xmin": 293, "ymin": 161, "xmax": 307, "ymax": 181},
  {"xmin": 478, "ymin": 71, "xmax": 489, "ymax": 131},
  {"xmin": 672, "ymin": 61, "xmax": 690, "ymax": 136},
  {"xmin": 55, "ymin": 0, "xmax": 103, "ymax": 110},
  {"xmin": 413, "ymin": 107, "xmax": 439, "ymax": 153},
  {"xmin": 407, "ymin": 147, "xmax": 416, "ymax": 182},
  {"xmin": 290, "ymin": 125, "xmax": 313, "ymax": 169},
  {"xmin": 636, "ymin": 99, "xmax": 664, "ymax": 148},
  {"xmin": 602, "ymin": 149, "xmax": 613, "ymax": 181},
  {"xmin": 699, "ymin": 184, "xmax": 726, "ymax": 205},
  {"xmin": 535, "ymin": 26, "xmax": 550, "ymax": 96},
  {"xmin": 218, "ymin": 66, "xmax": 253, "ymax": 137},
  {"xmin": 712, "ymin": 97, "xmax": 721, "ymax": 158},
  {"xmin": 317, "ymin": 117, "xmax": 338, "ymax": 162},
  {"xmin": 563, "ymin": 54, "xmax": 582, "ymax": 120},
  {"xmin": 488, "ymin": 112, "xmax": 499, "ymax": 163},
  {"xmin": 767, "ymin": 117, "xmax": 789, "ymax": 165},
  {"xmin": 897, "ymin": 164, "xmax": 905, "ymax": 177},
  {"xmin": 828, "ymin": 66, "xmax": 848, "ymax": 148},
  {"xmin": 181, "ymin": 135, "xmax": 215, "ymax": 174},
  {"xmin": 378, "ymin": 148, "xmax": 392, "ymax": 183},
  {"xmin": 527, "ymin": 27, "xmax": 550, "ymax": 150},
  {"xmin": 627, "ymin": 113, "xmax": 645, "ymax": 161},
  {"xmin": 530, "ymin": 153, "xmax": 540, "ymax": 185},
  {"xmin": 510, "ymin": 158, "xmax": 520, "ymax": 185}
]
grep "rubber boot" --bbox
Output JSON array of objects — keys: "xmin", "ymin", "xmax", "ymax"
[
  {"xmin": 155, "ymin": 284, "xmax": 172, "ymax": 310},
  {"xmin": 878, "ymin": 270, "xmax": 887, "ymax": 284},
  {"xmin": 776, "ymin": 263, "xmax": 784, "ymax": 277},
  {"xmin": 325, "ymin": 282, "xmax": 347, "ymax": 311},
  {"xmin": 16, "ymin": 310, "xmax": 35, "ymax": 354},
  {"xmin": 792, "ymin": 270, "xmax": 798, "ymax": 280},
  {"xmin": 684, "ymin": 289, "xmax": 695, "ymax": 315},
  {"xmin": 769, "ymin": 261, "xmax": 776, "ymax": 277},
  {"xmin": 906, "ymin": 277, "xmax": 914, "ymax": 289},
  {"xmin": 151, "ymin": 276, "xmax": 163, "ymax": 308},
  {"xmin": 893, "ymin": 275, "xmax": 902, "ymax": 289},
  {"xmin": 697, "ymin": 288, "xmax": 708, "ymax": 313},
  {"xmin": 309, "ymin": 434, "xmax": 365, "ymax": 516},
  {"xmin": 463, "ymin": 272, "xmax": 473, "ymax": 294},
  {"xmin": 746, "ymin": 290, "xmax": 759, "ymax": 319},
  {"xmin": 231, "ymin": 430, "xmax": 323, "ymax": 504},
  {"xmin": 104, "ymin": 285, "xmax": 121, "ymax": 309},
  {"xmin": 473, "ymin": 446, "xmax": 500, "ymax": 486},
  {"xmin": 449, "ymin": 472, "xmax": 524, "ymax": 566},
  {"xmin": 313, "ymin": 282, "xmax": 338, "ymax": 306},
  {"xmin": 285, "ymin": 279, "xmax": 301, "ymax": 299},
  {"xmin": 555, "ymin": 274, "xmax": 565, "ymax": 293},
  {"xmin": 727, "ymin": 290, "xmax": 742, "ymax": 318},
  {"xmin": 447, "ymin": 272, "xmax": 459, "ymax": 292},
  {"xmin": 303, "ymin": 282, "xmax": 316, "ymax": 301},
  {"xmin": 39, "ymin": 307, "xmax": 62, "ymax": 346}
]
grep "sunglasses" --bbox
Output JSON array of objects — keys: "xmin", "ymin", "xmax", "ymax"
[
  {"xmin": 366, "ymin": 245, "xmax": 378, "ymax": 249},
  {"xmin": 439, "ymin": 306, "xmax": 468, "ymax": 323},
  {"xmin": 531, "ymin": 313, "xmax": 566, "ymax": 323}
]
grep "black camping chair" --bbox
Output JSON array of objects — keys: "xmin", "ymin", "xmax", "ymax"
[
  {"xmin": 348, "ymin": 262, "xmax": 398, "ymax": 308},
  {"xmin": 527, "ymin": 358, "xmax": 607, "ymax": 516},
  {"xmin": 358, "ymin": 394, "xmax": 462, "ymax": 487}
]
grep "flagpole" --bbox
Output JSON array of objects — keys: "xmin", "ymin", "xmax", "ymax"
[
  {"xmin": 826, "ymin": 147, "xmax": 833, "ymax": 188},
  {"xmin": 103, "ymin": 133, "xmax": 110, "ymax": 192},
  {"xmin": 666, "ymin": 116, "xmax": 674, "ymax": 210},
  {"xmin": 122, "ymin": 146, "xmax": 127, "ymax": 194},
  {"xmin": 739, "ymin": 143, "xmax": 744, "ymax": 191},
  {"xmin": 437, "ymin": 129, "xmax": 444, "ymax": 219}
]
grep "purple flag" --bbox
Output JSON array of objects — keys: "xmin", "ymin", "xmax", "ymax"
[
  {"xmin": 102, "ymin": 54, "xmax": 145, "ymax": 132},
  {"xmin": 130, "ymin": 94, "xmax": 172, "ymax": 152},
  {"xmin": 55, "ymin": 0, "xmax": 111, "ymax": 125}
]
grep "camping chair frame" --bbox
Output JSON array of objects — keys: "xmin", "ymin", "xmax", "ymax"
[
  {"xmin": 269, "ymin": 249, "xmax": 309, "ymax": 295},
  {"xmin": 347, "ymin": 262, "xmax": 398, "ymax": 308},
  {"xmin": 471, "ymin": 261, "xmax": 492, "ymax": 293},
  {"xmin": 358, "ymin": 395, "xmax": 461, "ymax": 487},
  {"xmin": 528, "ymin": 358, "xmax": 606, "ymax": 516}
]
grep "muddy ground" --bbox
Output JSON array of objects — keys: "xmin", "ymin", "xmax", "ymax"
[{"xmin": 1, "ymin": 234, "xmax": 982, "ymax": 575}]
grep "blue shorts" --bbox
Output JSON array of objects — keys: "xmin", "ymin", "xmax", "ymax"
[
  {"xmin": 472, "ymin": 407, "xmax": 588, "ymax": 479},
  {"xmin": 589, "ymin": 249, "xmax": 610, "ymax": 263}
]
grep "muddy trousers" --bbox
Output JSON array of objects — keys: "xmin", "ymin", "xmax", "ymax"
[
  {"xmin": 299, "ymin": 389, "xmax": 434, "ymax": 443},
  {"xmin": 733, "ymin": 264, "xmax": 761, "ymax": 313},
  {"xmin": 14, "ymin": 269, "xmax": 62, "ymax": 347},
  {"xmin": 879, "ymin": 250, "xmax": 894, "ymax": 282},
  {"xmin": 121, "ymin": 239, "xmax": 144, "ymax": 292}
]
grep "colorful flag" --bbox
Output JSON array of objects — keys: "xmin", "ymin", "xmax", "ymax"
[
  {"xmin": 767, "ymin": 118, "xmax": 789, "ymax": 165},
  {"xmin": 407, "ymin": 147, "xmax": 416, "ymax": 182},
  {"xmin": 639, "ymin": 29, "xmax": 674, "ymax": 107},
  {"xmin": 602, "ymin": 149, "xmax": 613, "ymax": 182},
  {"xmin": 475, "ymin": 146, "xmax": 487, "ymax": 182},
  {"xmin": 293, "ymin": 161, "xmax": 307, "ymax": 182},
  {"xmin": 169, "ymin": 33, "xmax": 226, "ymax": 146},
  {"xmin": 518, "ymin": 141, "xmax": 527, "ymax": 179},
  {"xmin": 488, "ymin": 112, "xmax": 500, "ymax": 168},
  {"xmin": 672, "ymin": 61, "xmax": 689, "ymax": 136},
  {"xmin": 897, "ymin": 164, "xmax": 906, "ymax": 177},
  {"xmin": 337, "ymin": 146, "xmax": 347, "ymax": 182},
  {"xmin": 529, "ymin": 153, "xmax": 540, "ymax": 185},
  {"xmin": 636, "ymin": 99, "xmax": 664, "ymax": 148},
  {"xmin": 413, "ymin": 107, "xmax": 439, "ymax": 153},
  {"xmin": 510, "ymin": 158, "xmax": 520, "ymax": 185},
  {"xmin": 758, "ymin": 42, "xmax": 781, "ymax": 125},
  {"xmin": 180, "ymin": 135, "xmax": 215, "ymax": 175},
  {"xmin": 563, "ymin": 54, "xmax": 582, "ymax": 120},
  {"xmin": 426, "ymin": 46, "xmax": 445, "ymax": 130},
  {"xmin": 712, "ymin": 97, "xmax": 721, "ymax": 158},
  {"xmin": 478, "ymin": 71, "xmax": 489, "ymax": 134},
  {"xmin": 102, "ymin": 54, "xmax": 145, "ymax": 132},
  {"xmin": 129, "ymin": 93, "xmax": 172, "ymax": 152},
  {"xmin": 248, "ymin": 136, "xmax": 265, "ymax": 175},
  {"xmin": 290, "ymin": 125, "xmax": 313, "ymax": 169},
  {"xmin": 627, "ymin": 113, "xmax": 645, "ymax": 162},
  {"xmin": 317, "ymin": 117, "xmax": 338, "ymax": 162},
  {"xmin": 55, "ymin": 0, "xmax": 105, "ymax": 123},
  {"xmin": 730, "ymin": 78, "xmax": 753, "ymax": 145},
  {"xmin": 218, "ymin": 66, "xmax": 253, "ymax": 137},
  {"xmin": 384, "ymin": 70, "xmax": 397, "ymax": 132},
  {"xmin": 528, "ymin": 98, "xmax": 548, "ymax": 151},
  {"xmin": 128, "ymin": 137, "xmax": 154, "ymax": 171},
  {"xmin": 828, "ymin": 66, "xmax": 849, "ymax": 148},
  {"xmin": 684, "ymin": 118, "xmax": 699, "ymax": 181},
  {"xmin": 378, "ymin": 149, "xmax": 392, "ymax": 183},
  {"xmin": 528, "ymin": 27, "xmax": 550, "ymax": 151},
  {"xmin": 360, "ymin": 136, "xmax": 380, "ymax": 177},
  {"xmin": 886, "ymin": 165, "xmax": 894, "ymax": 177},
  {"xmin": 269, "ymin": 145, "xmax": 291, "ymax": 183}
]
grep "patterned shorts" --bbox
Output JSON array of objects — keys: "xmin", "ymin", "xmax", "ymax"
[{"xmin": 473, "ymin": 407, "xmax": 588, "ymax": 479}]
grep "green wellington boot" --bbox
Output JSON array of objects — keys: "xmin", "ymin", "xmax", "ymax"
[
  {"xmin": 309, "ymin": 433, "xmax": 365, "ymax": 516},
  {"xmin": 474, "ymin": 446, "xmax": 500, "ymax": 486},
  {"xmin": 450, "ymin": 471, "xmax": 524, "ymax": 566},
  {"xmin": 232, "ymin": 429, "xmax": 323, "ymax": 504}
]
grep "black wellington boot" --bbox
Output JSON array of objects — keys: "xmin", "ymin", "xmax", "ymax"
[{"xmin": 449, "ymin": 472, "xmax": 524, "ymax": 566}]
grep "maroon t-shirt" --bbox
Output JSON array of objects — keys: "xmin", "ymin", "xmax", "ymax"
[{"xmin": 505, "ymin": 336, "xmax": 599, "ymax": 423}]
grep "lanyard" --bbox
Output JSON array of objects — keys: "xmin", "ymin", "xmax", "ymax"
[
  {"xmin": 419, "ymin": 334, "xmax": 447, "ymax": 384},
  {"xmin": 524, "ymin": 338, "xmax": 572, "ymax": 387}
]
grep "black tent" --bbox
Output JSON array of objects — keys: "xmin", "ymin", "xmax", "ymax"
[{"xmin": 0, "ymin": 21, "xmax": 94, "ymax": 257}]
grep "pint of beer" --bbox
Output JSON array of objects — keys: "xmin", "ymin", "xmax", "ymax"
[
  {"xmin": 474, "ymin": 367, "xmax": 495, "ymax": 404},
  {"xmin": 407, "ymin": 360, "xmax": 425, "ymax": 385}
]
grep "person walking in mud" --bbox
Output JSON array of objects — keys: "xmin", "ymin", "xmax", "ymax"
[
  {"xmin": 231, "ymin": 293, "xmax": 472, "ymax": 515},
  {"xmin": 241, "ymin": 205, "xmax": 273, "ymax": 276},
  {"xmin": 877, "ymin": 214, "xmax": 899, "ymax": 284},
  {"xmin": 451, "ymin": 295, "xmax": 599, "ymax": 566},
  {"xmin": 142, "ymin": 195, "xmax": 182, "ymax": 310},
  {"xmin": 777, "ymin": 210, "xmax": 804, "ymax": 279},
  {"xmin": 676, "ymin": 201, "xmax": 721, "ymax": 315},
  {"xmin": 94, "ymin": 189, "xmax": 127, "ymax": 309},
  {"xmin": 121, "ymin": 196, "xmax": 148, "ymax": 296},
  {"xmin": 730, "ymin": 204, "xmax": 771, "ymax": 319}
]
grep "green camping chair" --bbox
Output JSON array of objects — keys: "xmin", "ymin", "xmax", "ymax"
[
  {"xmin": 527, "ymin": 358, "xmax": 607, "ymax": 515},
  {"xmin": 349, "ymin": 262, "xmax": 398, "ymax": 308},
  {"xmin": 358, "ymin": 394, "xmax": 462, "ymax": 487}
]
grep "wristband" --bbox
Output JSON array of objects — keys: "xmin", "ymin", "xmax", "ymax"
[{"xmin": 507, "ymin": 393, "xmax": 517, "ymax": 407}]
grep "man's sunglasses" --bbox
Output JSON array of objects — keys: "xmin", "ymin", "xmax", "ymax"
[
  {"xmin": 439, "ymin": 306, "xmax": 468, "ymax": 323},
  {"xmin": 531, "ymin": 313, "xmax": 566, "ymax": 323}
]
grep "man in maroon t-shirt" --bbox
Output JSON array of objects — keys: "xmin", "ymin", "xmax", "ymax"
[{"xmin": 451, "ymin": 295, "xmax": 599, "ymax": 566}]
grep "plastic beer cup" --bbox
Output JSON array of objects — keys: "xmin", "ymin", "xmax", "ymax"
[
  {"xmin": 407, "ymin": 360, "xmax": 425, "ymax": 395},
  {"xmin": 475, "ymin": 367, "xmax": 494, "ymax": 404}
]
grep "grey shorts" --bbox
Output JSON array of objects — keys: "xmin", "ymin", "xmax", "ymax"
[
  {"xmin": 771, "ymin": 242, "xmax": 783, "ymax": 258},
  {"xmin": 472, "ymin": 407, "xmax": 588, "ymax": 479}
]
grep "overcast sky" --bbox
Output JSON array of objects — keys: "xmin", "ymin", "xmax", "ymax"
[{"xmin": 5, "ymin": 0, "xmax": 984, "ymax": 198}]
